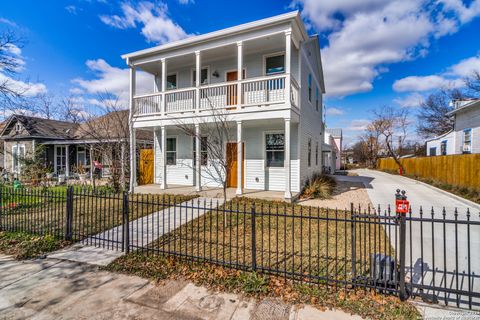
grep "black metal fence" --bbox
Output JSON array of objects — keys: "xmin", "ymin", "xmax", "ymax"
[{"xmin": 0, "ymin": 186, "xmax": 479, "ymax": 309}]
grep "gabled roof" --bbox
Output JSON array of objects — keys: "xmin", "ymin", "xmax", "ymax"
[
  {"xmin": 446, "ymin": 99, "xmax": 480, "ymax": 116},
  {"xmin": 0, "ymin": 114, "xmax": 79, "ymax": 139},
  {"xmin": 122, "ymin": 11, "xmax": 308, "ymax": 61}
]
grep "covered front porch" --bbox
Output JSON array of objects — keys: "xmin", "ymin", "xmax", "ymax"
[
  {"xmin": 132, "ymin": 118, "xmax": 300, "ymax": 200},
  {"xmin": 134, "ymin": 184, "xmax": 298, "ymax": 202}
]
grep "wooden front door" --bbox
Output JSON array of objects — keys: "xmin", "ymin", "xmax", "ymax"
[
  {"xmin": 226, "ymin": 70, "xmax": 246, "ymax": 107},
  {"xmin": 139, "ymin": 149, "xmax": 154, "ymax": 185},
  {"xmin": 226, "ymin": 142, "xmax": 244, "ymax": 188}
]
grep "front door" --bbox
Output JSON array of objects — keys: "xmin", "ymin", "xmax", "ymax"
[
  {"xmin": 226, "ymin": 70, "xmax": 246, "ymax": 108},
  {"xmin": 226, "ymin": 142, "xmax": 244, "ymax": 188},
  {"xmin": 139, "ymin": 149, "xmax": 154, "ymax": 185},
  {"xmin": 55, "ymin": 146, "xmax": 67, "ymax": 174}
]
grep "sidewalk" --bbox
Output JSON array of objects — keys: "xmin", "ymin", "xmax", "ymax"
[{"xmin": 0, "ymin": 254, "xmax": 361, "ymax": 320}]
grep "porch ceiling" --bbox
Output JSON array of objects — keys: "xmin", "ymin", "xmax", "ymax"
[{"xmin": 138, "ymin": 33, "xmax": 285, "ymax": 75}]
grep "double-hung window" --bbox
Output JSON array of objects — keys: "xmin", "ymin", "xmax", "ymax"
[
  {"xmin": 315, "ymin": 87, "xmax": 319, "ymax": 111},
  {"xmin": 12, "ymin": 144, "xmax": 25, "ymax": 173},
  {"xmin": 463, "ymin": 129, "xmax": 472, "ymax": 153},
  {"xmin": 192, "ymin": 67, "xmax": 209, "ymax": 86},
  {"xmin": 265, "ymin": 133, "xmax": 285, "ymax": 167},
  {"xmin": 315, "ymin": 142, "xmax": 319, "ymax": 166},
  {"xmin": 166, "ymin": 74, "xmax": 177, "ymax": 90},
  {"xmin": 166, "ymin": 138, "xmax": 177, "ymax": 165},
  {"xmin": 308, "ymin": 74, "xmax": 312, "ymax": 102},
  {"xmin": 440, "ymin": 141, "xmax": 447, "ymax": 155},
  {"xmin": 265, "ymin": 54, "xmax": 285, "ymax": 75},
  {"xmin": 193, "ymin": 136, "xmax": 208, "ymax": 166},
  {"xmin": 307, "ymin": 138, "xmax": 312, "ymax": 167}
]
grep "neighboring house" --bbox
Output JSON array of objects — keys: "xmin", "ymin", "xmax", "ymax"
[
  {"xmin": 124, "ymin": 11, "xmax": 326, "ymax": 199},
  {"xmin": 322, "ymin": 128, "xmax": 342, "ymax": 172},
  {"xmin": 426, "ymin": 99, "xmax": 480, "ymax": 156},
  {"xmin": 0, "ymin": 112, "xmax": 151, "ymax": 179}
]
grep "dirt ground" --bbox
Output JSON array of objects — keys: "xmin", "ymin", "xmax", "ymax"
[{"xmin": 298, "ymin": 180, "xmax": 372, "ymax": 211}]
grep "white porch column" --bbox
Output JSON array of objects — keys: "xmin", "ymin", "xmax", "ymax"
[
  {"xmin": 285, "ymin": 30, "xmax": 292, "ymax": 105},
  {"xmin": 129, "ymin": 65, "xmax": 137, "ymax": 192},
  {"xmin": 161, "ymin": 58, "xmax": 167, "ymax": 115},
  {"xmin": 284, "ymin": 118, "xmax": 292, "ymax": 200},
  {"xmin": 89, "ymin": 145, "xmax": 94, "ymax": 184},
  {"xmin": 195, "ymin": 51, "xmax": 201, "ymax": 113},
  {"xmin": 195, "ymin": 124, "xmax": 201, "ymax": 191},
  {"xmin": 236, "ymin": 120, "xmax": 243, "ymax": 195},
  {"xmin": 160, "ymin": 126, "xmax": 167, "ymax": 189},
  {"xmin": 65, "ymin": 145, "xmax": 70, "ymax": 178},
  {"xmin": 237, "ymin": 41, "xmax": 243, "ymax": 110}
]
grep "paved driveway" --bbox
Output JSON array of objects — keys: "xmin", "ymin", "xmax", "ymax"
[{"xmin": 344, "ymin": 169, "xmax": 480, "ymax": 309}]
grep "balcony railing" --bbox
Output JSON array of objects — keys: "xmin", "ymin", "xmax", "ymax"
[{"xmin": 133, "ymin": 74, "xmax": 299, "ymax": 116}]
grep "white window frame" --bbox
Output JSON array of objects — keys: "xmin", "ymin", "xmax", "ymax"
[
  {"xmin": 263, "ymin": 51, "xmax": 286, "ymax": 76},
  {"xmin": 166, "ymin": 72, "xmax": 178, "ymax": 90},
  {"xmin": 315, "ymin": 141, "xmax": 319, "ymax": 166},
  {"xmin": 264, "ymin": 130, "xmax": 285, "ymax": 168},
  {"xmin": 12, "ymin": 144, "xmax": 25, "ymax": 173},
  {"xmin": 166, "ymin": 136, "xmax": 177, "ymax": 166},
  {"xmin": 307, "ymin": 138, "xmax": 312, "ymax": 167},
  {"xmin": 463, "ymin": 128, "xmax": 472, "ymax": 153},
  {"xmin": 54, "ymin": 145, "xmax": 67, "ymax": 174},
  {"xmin": 192, "ymin": 136, "xmax": 208, "ymax": 166},
  {"xmin": 76, "ymin": 145, "xmax": 87, "ymax": 166},
  {"xmin": 191, "ymin": 66, "xmax": 210, "ymax": 86}
]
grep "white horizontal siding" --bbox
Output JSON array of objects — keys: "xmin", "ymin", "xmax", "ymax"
[
  {"xmin": 264, "ymin": 160, "xmax": 299, "ymax": 192},
  {"xmin": 245, "ymin": 159, "xmax": 264, "ymax": 190},
  {"xmin": 166, "ymin": 159, "xmax": 194, "ymax": 185}
]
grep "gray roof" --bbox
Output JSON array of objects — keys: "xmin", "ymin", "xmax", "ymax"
[
  {"xmin": 326, "ymin": 128, "xmax": 342, "ymax": 138},
  {"xmin": 1, "ymin": 115, "xmax": 79, "ymax": 139}
]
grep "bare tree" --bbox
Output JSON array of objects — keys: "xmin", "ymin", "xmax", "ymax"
[
  {"xmin": 416, "ymin": 89, "xmax": 463, "ymax": 138},
  {"xmin": 358, "ymin": 119, "xmax": 384, "ymax": 168},
  {"xmin": 372, "ymin": 106, "xmax": 410, "ymax": 172},
  {"xmin": 174, "ymin": 106, "xmax": 235, "ymax": 203},
  {"xmin": 465, "ymin": 70, "xmax": 480, "ymax": 96},
  {"xmin": 60, "ymin": 95, "xmax": 84, "ymax": 123},
  {"xmin": 0, "ymin": 30, "xmax": 29, "ymax": 112},
  {"xmin": 77, "ymin": 93, "xmax": 130, "ymax": 191},
  {"xmin": 31, "ymin": 92, "xmax": 59, "ymax": 119}
]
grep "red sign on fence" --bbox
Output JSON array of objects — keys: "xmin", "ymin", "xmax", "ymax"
[{"xmin": 396, "ymin": 200, "xmax": 410, "ymax": 214}]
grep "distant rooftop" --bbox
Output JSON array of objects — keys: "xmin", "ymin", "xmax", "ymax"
[{"xmin": 326, "ymin": 128, "xmax": 342, "ymax": 137}]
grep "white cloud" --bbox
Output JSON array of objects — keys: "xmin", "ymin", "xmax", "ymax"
[
  {"xmin": 99, "ymin": 1, "xmax": 189, "ymax": 44},
  {"xmin": 177, "ymin": 0, "xmax": 194, "ymax": 4},
  {"xmin": 0, "ymin": 73, "xmax": 47, "ymax": 97},
  {"xmin": 71, "ymin": 58, "xmax": 153, "ymax": 105},
  {"xmin": 326, "ymin": 107, "xmax": 344, "ymax": 116},
  {"xmin": 393, "ymin": 92, "xmax": 424, "ymax": 107},
  {"xmin": 393, "ymin": 55, "xmax": 480, "ymax": 92},
  {"xmin": 0, "ymin": 17, "xmax": 17, "ymax": 27},
  {"xmin": 293, "ymin": 0, "xmax": 480, "ymax": 97},
  {"xmin": 347, "ymin": 119, "xmax": 370, "ymax": 131},
  {"xmin": 65, "ymin": 5, "xmax": 80, "ymax": 15}
]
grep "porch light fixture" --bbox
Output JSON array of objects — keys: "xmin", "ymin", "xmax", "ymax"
[{"xmin": 212, "ymin": 70, "xmax": 219, "ymax": 78}]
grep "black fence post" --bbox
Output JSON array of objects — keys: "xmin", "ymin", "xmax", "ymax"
[
  {"xmin": 350, "ymin": 202, "xmax": 357, "ymax": 285},
  {"xmin": 251, "ymin": 202, "xmax": 257, "ymax": 272},
  {"xmin": 65, "ymin": 186, "xmax": 74, "ymax": 241},
  {"xmin": 396, "ymin": 189, "xmax": 408, "ymax": 301},
  {"xmin": 123, "ymin": 191, "xmax": 130, "ymax": 254}
]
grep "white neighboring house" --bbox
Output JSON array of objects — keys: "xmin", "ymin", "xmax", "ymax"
[
  {"xmin": 426, "ymin": 99, "xmax": 480, "ymax": 156},
  {"xmin": 124, "ymin": 11, "xmax": 326, "ymax": 200},
  {"xmin": 322, "ymin": 128, "xmax": 342, "ymax": 173}
]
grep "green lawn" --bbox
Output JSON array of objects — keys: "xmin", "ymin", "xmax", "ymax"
[{"xmin": 149, "ymin": 197, "xmax": 393, "ymax": 286}]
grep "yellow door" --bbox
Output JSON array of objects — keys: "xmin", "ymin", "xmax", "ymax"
[
  {"xmin": 226, "ymin": 142, "xmax": 244, "ymax": 188},
  {"xmin": 139, "ymin": 149, "xmax": 154, "ymax": 185}
]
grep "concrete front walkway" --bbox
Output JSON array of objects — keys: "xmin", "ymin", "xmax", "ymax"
[
  {"xmin": 134, "ymin": 184, "xmax": 297, "ymax": 202},
  {"xmin": 49, "ymin": 197, "xmax": 225, "ymax": 266},
  {"xmin": 0, "ymin": 254, "xmax": 362, "ymax": 320}
]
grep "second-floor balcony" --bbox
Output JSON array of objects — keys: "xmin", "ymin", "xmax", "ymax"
[{"xmin": 133, "ymin": 74, "xmax": 299, "ymax": 117}]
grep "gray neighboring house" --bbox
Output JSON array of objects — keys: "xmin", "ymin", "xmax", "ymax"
[{"xmin": 426, "ymin": 99, "xmax": 480, "ymax": 156}]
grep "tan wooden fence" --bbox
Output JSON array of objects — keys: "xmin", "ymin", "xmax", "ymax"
[{"xmin": 377, "ymin": 154, "xmax": 480, "ymax": 190}]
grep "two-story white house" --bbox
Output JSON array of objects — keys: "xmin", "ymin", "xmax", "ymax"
[
  {"xmin": 124, "ymin": 11, "xmax": 325, "ymax": 200},
  {"xmin": 426, "ymin": 99, "xmax": 480, "ymax": 156}
]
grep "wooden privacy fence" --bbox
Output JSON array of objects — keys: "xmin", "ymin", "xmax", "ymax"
[{"xmin": 377, "ymin": 154, "xmax": 480, "ymax": 191}]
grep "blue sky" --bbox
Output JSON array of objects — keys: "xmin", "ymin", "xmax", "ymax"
[{"xmin": 1, "ymin": 0, "xmax": 480, "ymax": 145}]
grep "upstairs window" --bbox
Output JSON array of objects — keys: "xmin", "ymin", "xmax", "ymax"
[
  {"xmin": 440, "ymin": 140, "xmax": 447, "ymax": 155},
  {"xmin": 265, "ymin": 54, "xmax": 285, "ymax": 75},
  {"xmin": 192, "ymin": 67, "xmax": 209, "ymax": 86},
  {"xmin": 308, "ymin": 74, "xmax": 312, "ymax": 102},
  {"xmin": 193, "ymin": 136, "xmax": 208, "ymax": 166},
  {"xmin": 463, "ymin": 129, "xmax": 472, "ymax": 153},
  {"xmin": 166, "ymin": 137, "xmax": 177, "ymax": 165},
  {"xmin": 308, "ymin": 138, "xmax": 312, "ymax": 167},
  {"xmin": 315, "ymin": 87, "xmax": 319, "ymax": 111},
  {"xmin": 166, "ymin": 74, "xmax": 177, "ymax": 90},
  {"xmin": 265, "ymin": 133, "xmax": 284, "ymax": 167}
]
